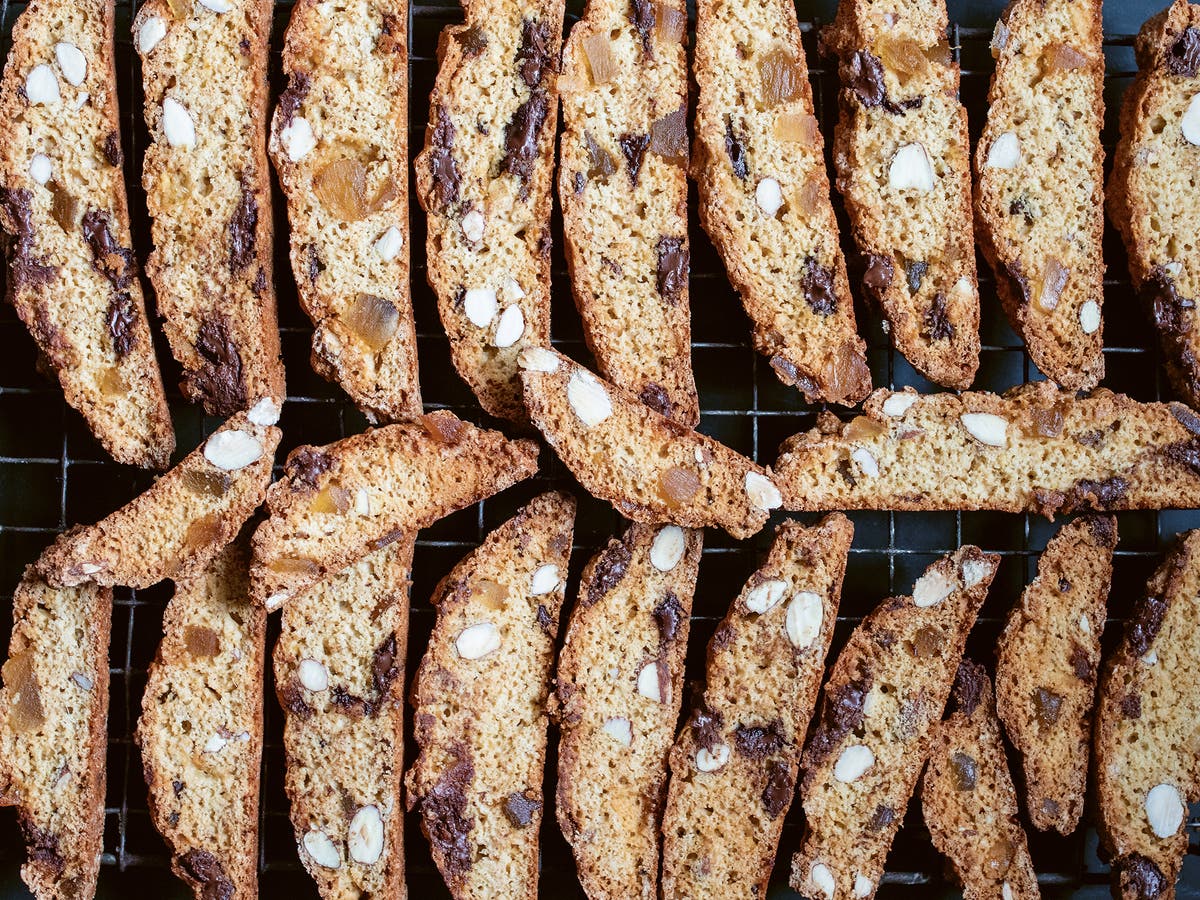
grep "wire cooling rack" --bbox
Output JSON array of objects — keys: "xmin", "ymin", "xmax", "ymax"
[{"xmin": 1, "ymin": 0, "xmax": 1198, "ymax": 896}]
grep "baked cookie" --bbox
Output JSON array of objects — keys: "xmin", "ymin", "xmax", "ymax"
[
  {"xmin": 976, "ymin": 0, "xmax": 1105, "ymax": 390},
  {"xmin": 920, "ymin": 661, "xmax": 1040, "ymax": 900},
  {"xmin": 555, "ymin": 522, "xmax": 704, "ymax": 899},
  {"xmin": 133, "ymin": 0, "xmax": 284, "ymax": 416},
  {"xmin": 1094, "ymin": 529, "xmax": 1200, "ymax": 900},
  {"xmin": 413, "ymin": 0, "xmax": 563, "ymax": 422},
  {"xmin": 660, "ymin": 514, "xmax": 853, "ymax": 900},
  {"xmin": 0, "ymin": 0, "xmax": 173, "ymax": 469},
  {"xmin": 406, "ymin": 492, "xmax": 575, "ymax": 899},
  {"xmin": 823, "ymin": 0, "xmax": 980, "ymax": 389},
  {"xmin": 249, "ymin": 410, "xmax": 539, "ymax": 609},
  {"xmin": 518, "ymin": 347, "xmax": 781, "ymax": 539},
  {"xmin": 692, "ymin": 0, "xmax": 870, "ymax": 406},
  {"xmin": 790, "ymin": 546, "xmax": 998, "ymax": 900},
  {"xmin": 774, "ymin": 383, "xmax": 1200, "ymax": 516},
  {"xmin": 995, "ymin": 515, "xmax": 1115, "ymax": 834},
  {"xmin": 135, "ymin": 541, "xmax": 264, "ymax": 900},
  {"xmin": 0, "ymin": 568, "xmax": 111, "ymax": 900},
  {"xmin": 558, "ymin": 0, "xmax": 698, "ymax": 425},
  {"xmin": 269, "ymin": 0, "xmax": 420, "ymax": 423}
]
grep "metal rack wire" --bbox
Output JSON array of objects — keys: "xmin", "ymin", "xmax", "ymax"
[{"xmin": 0, "ymin": 0, "xmax": 1197, "ymax": 896}]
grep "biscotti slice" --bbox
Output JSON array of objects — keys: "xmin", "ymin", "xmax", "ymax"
[
  {"xmin": 775, "ymin": 382, "xmax": 1200, "ymax": 516},
  {"xmin": 1094, "ymin": 530, "xmax": 1200, "ymax": 900},
  {"xmin": 269, "ymin": 0, "xmax": 420, "ymax": 423},
  {"xmin": 413, "ymin": 0, "xmax": 563, "ymax": 423},
  {"xmin": 555, "ymin": 522, "xmax": 703, "ymax": 899},
  {"xmin": 660, "ymin": 514, "xmax": 852, "ymax": 900},
  {"xmin": 692, "ymin": 0, "xmax": 870, "ymax": 406},
  {"xmin": 37, "ymin": 401, "xmax": 282, "ymax": 589},
  {"xmin": 519, "ymin": 347, "xmax": 780, "ymax": 538},
  {"xmin": 406, "ymin": 492, "xmax": 575, "ymax": 899},
  {"xmin": 557, "ymin": 0, "xmax": 697, "ymax": 425},
  {"xmin": 975, "ymin": 0, "xmax": 1105, "ymax": 390},
  {"xmin": 0, "ymin": 569, "xmax": 111, "ymax": 900},
  {"xmin": 822, "ymin": 0, "xmax": 980, "ymax": 389},
  {"xmin": 0, "ymin": 0, "xmax": 173, "ymax": 468},
  {"xmin": 250, "ymin": 410, "xmax": 539, "ymax": 609},
  {"xmin": 920, "ymin": 661, "xmax": 1040, "ymax": 900},
  {"xmin": 790, "ymin": 546, "xmax": 998, "ymax": 900},
  {"xmin": 1109, "ymin": 0, "xmax": 1200, "ymax": 409},
  {"xmin": 133, "ymin": 0, "xmax": 283, "ymax": 416},
  {"xmin": 275, "ymin": 538, "xmax": 414, "ymax": 897},
  {"xmin": 135, "ymin": 541, "xmax": 264, "ymax": 900},
  {"xmin": 995, "ymin": 515, "xmax": 1115, "ymax": 833}
]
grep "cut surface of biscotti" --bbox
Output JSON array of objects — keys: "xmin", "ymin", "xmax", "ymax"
[
  {"xmin": 920, "ymin": 661, "xmax": 1040, "ymax": 900},
  {"xmin": 995, "ymin": 515, "xmax": 1115, "ymax": 834},
  {"xmin": 413, "ymin": 0, "xmax": 563, "ymax": 422},
  {"xmin": 775, "ymin": 382, "xmax": 1200, "ymax": 516},
  {"xmin": 555, "ymin": 522, "xmax": 703, "ymax": 899},
  {"xmin": 692, "ymin": 0, "xmax": 870, "ymax": 406},
  {"xmin": 133, "ymin": 0, "xmax": 283, "ymax": 416},
  {"xmin": 0, "ymin": 0, "xmax": 173, "ymax": 468},
  {"xmin": 1109, "ymin": 0, "xmax": 1200, "ymax": 410},
  {"xmin": 406, "ymin": 492, "xmax": 575, "ymax": 899},
  {"xmin": 250, "ymin": 410, "xmax": 539, "ymax": 609},
  {"xmin": 269, "ymin": 0, "xmax": 420, "ymax": 424},
  {"xmin": 275, "ymin": 538, "xmax": 413, "ymax": 897},
  {"xmin": 0, "ymin": 568, "xmax": 111, "ymax": 900},
  {"xmin": 37, "ymin": 401, "xmax": 282, "ymax": 589},
  {"xmin": 558, "ymin": 0, "xmax": 698, "ymax": 425},
  {"xmin": 823, "ymin": 0, "xmax": 980, "ymax": 389},
  {"xmin": 975, "ymin": 0, "xmax": 1105, "ymax": 390},
  {"xmin": 135, "ymin": 541, "xmax": 264, "ymax": 900},
  {"xmin": 519, "ymin": 347, "xmax": 780, "ymax": 538},
  {"xmin": 790, "ymin": 546, "xmax": 998, "ymax": 900},
  {"xmin": 1094, "ymin": 529, "xmax": 1200, "ymax": 900},
  {"xmin": 660, "ymin": 514, "xmax": 852, "ymax": 900}
]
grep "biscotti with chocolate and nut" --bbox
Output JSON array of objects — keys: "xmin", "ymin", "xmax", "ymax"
[
  {"xmin": 269, "ymin": 0, "xmax": 420, "ymax": 423},
  {"xmin": 133, "ymin": 0, "xmax": 284, "ymax": 416},
  {"xmin": 135, "ymin": 541, "xmax": 264, "ymax": 900},
  {"xmin": 660, "ymin": 514, "xmax": 852, "ymax": 900},
  {"xmin": 558, "ymin": 0, "xmax": 698, "ymax": 425},
  {"xmin": 995, "ymin": 515, "xmax": 1115, "ymax": 834},
  {"xmin": 774, "ymin": 382, "xmax": 1200, "ymax": 516},
  {"xmin": 555, "ymin": 522, "xmax": 703, "ymax": 899},
  {"xmin": 692, "ymin": 0, "xmax": 870, "ymax": 406},
  {"xmin": 414, "ymin": 0, "xmax": 563, "ymax": 422},
  {"xmin": 823, "ymin": 0, "xmax": 980, "ymax": 389},
  {"xmin": 0, "ymin": 0, "xmax": 173, "ymax": 468},
  {"xmin": 406, "ymin": 492, "xmax": 575, "ymax": 900},
  {"xmin": 790, "ymin": 546, "xmax": 998, "ymax": 900},
  {"xmin": 976, "ymin": 0, "xmax": 1105, "ymax": 390},
  {"xmin": 518, "ymin": 347, "xmax": 781, "ymax": 539}
]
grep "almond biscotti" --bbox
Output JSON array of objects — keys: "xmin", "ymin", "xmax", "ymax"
[
  {"xmin": 0, "ymin": 0, "xmax": 173, "ymax": 468},
  {"xmin": 519, "ymin": 347, "xmax": 781, "ymax": 538},
  {"xmin": 823, "ymin": 0, "xmax": 980, "ymax": 389},
  {"xmin": 135, "ymin": 541, "xmax": 264, "ymax": 900},
  {"xmin": 790, "ymin": 546, "xmax": 998, "ymax": 900},
  {"xmin": 976, "ymin": 0, "xmax": 1105, "ymax": 390},
  {"xmin": 692, "ymin": 0, "xmax": 870, "ymax": 406},
  {"xmin": 414, "ymin": 0, "xmax": 563, "ymax": 422},
  {"xmin": 660, "ymin": 514, "xmax": 852, "ymax": 900},
  {"xmin": 556, "ymin": 522, "xmax": 703, "ymax": 899},
  {"xmin": 558, "ymin": 0, "xmax": 698, "ymax": 424},
  {"xmin": 406, "ymin": 492, "xmax": 575, "ymax": 899},
  {"xmin": 270, "ymin": 0, "xmax": 420, "ymax": 423},
  {"xmin": 133, "ymin": 0, "xmax": 284, "ymax": 416},
  {"xmin": 995, "ymin": 515, "xmax": 1115, "ymax": 834},
  {"xmin": 775, "ymin": 383, "xmax": 1200, "ymax": 516}
]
